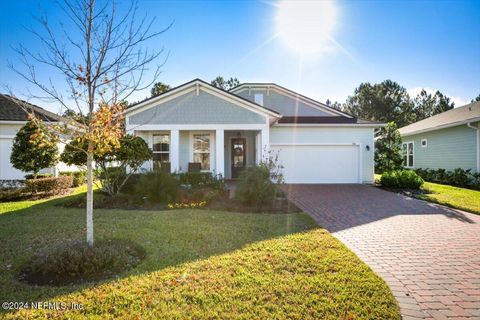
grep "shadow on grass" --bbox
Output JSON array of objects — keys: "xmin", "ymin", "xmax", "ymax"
[{"xmin": 0, "ymin": 189, "xmax": 318, "ymax": 309}]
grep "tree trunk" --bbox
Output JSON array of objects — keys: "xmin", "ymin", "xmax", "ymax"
[{"xmin": 86, "ymin": 151, "xmax": 94, "ymax": 247}]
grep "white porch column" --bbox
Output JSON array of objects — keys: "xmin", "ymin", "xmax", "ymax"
[
  {"xmin": 215, "ymin": 129, "xmax": 225, "ymax": 177},
  {"xmin": 170, "ymin": 129, "xmax": 180, "ymax": 173},
  {"xmin": 255, "ymin": 132, "xmax": 261, "ymax": 164},
  {"xmin": 261, "ymin": 127, "xmax": 270, "ymax": 162}
]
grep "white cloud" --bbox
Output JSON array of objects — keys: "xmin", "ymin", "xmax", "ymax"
[{"xmin": 407, "ymin": 87, "xmax": 469, "ymax": 107}]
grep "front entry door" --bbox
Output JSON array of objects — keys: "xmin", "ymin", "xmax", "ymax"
[{"xmin": 231, "ymin": 138, "xmax": 246, "ymax": 179}]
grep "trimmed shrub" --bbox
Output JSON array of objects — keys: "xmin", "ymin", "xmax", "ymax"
[
  {"xmin": 471, "ymin": 172, "xmax": 480, "ymax": 189},
  {"xmin": 25, "ymin": 176, "xmax": 73, "ymax": 194},
  {"xmin": 10, "ymin": 120, "xmax": 58, "ymax": 178},
  {"xmin": 0, "ymin": 188, "xmax": 25, "ymax": 202},
  {"xmin": 20, "ymin": 239, "xmax": 145, "ymax": 286},
  {"xmin": 176, "ymin": 172, "xmax": 225, "ymax": 190},
  {"xmin": 450, "ymin": 168, "xmax": 471, "ymax": 187},
  {"xmin": 61, "ymin": 135, "xmax": 152, "ymax": 196},
  {"xmin": 25, "ymin": 173, "xmax": 53, "ymax": 180},
  {"xmin": 380, "ymin": 170, "xmax": 424, "ymax": 189},
  {"xmin": 95, "ymin": 167, "xmax": 127, "ymax": 195},
  {"xmin": 60, "ymin": 171, "xmax": 86, "ymax": 187},
  {"xmin": 414, "ymin": 168, "xmax": 478, "ymax": 190},
  {"xmin": 135, "ymin": 171, "xmax": 180, "ymax": 204},
  {"xmin": 235, "ymin": 165, "xmax": 279, "ymax": 210}
]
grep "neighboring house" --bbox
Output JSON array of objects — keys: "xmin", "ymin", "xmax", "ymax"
[
  {"xmin": 398, "ymin": 101, "xmax": 480, "ymax": 173},
  {"xmin": 0, "ymin": 94, "xmax": 77, "ymax": 181},
  {"xmin": 125, "ymin": 79, "xmax": 383, "ymax": 183}
]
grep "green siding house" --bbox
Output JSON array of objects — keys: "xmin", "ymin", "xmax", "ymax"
[{"xmin": 398, "ymin": 102, "xmax": 480, "ymax": 173}]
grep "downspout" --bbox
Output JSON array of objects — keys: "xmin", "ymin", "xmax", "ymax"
[{"xmin": 467, "ymin": 122, "xmax": 480, "ymax": 173}]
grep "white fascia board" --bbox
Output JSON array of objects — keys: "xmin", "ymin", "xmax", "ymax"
[
  {"xmin": 126, "ymin": 123, "xmax": 268, "ymax": 132},
  {"xmin": 270, "ymin": 142, "xmax": 361, "ymax": 146},
  {"xmin": 0, "ymin": 120, "xmax": 27, "ymax": 125},
  {"xmin": 273, "ymin": 123, "xmax": 386, "ymax": 128}
]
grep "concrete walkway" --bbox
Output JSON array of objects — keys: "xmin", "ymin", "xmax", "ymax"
[{"xmin": 284, "ymin": 184, "xmax": 480, "ymax": 320}]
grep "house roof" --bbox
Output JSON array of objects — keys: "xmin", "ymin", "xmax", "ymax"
[
  {"xmin": 230, "ymin": 82, "xmax": 356, "ymax": 118},
  {"xmin": 0, "ymin": 94, "xmax": 60, "ymax": 122},
  {"xmin": 126, "ymin": 79, "xmax": 281, "ymax": 117},
  {"xmin": 399, "ymin": 101, "xmax": 480, "ymax": 136},
  {"xmin": 126, "ymin": 79, "xmax": 383, "ymax": 126}
]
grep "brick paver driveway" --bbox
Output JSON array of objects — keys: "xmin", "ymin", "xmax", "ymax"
[{"xmin": 284, "ymin": 184, "xmax": 480, "ymax": 320}]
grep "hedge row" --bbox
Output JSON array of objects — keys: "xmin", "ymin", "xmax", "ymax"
[
  {"xmin": 414, "ymin": 168, "xmax": 480, "ymax": 190},
  {"xmin": 25, "ymin": 176, "xmax": 73, "ymax": 194}
]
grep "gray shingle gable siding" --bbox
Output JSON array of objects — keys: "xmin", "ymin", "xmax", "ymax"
[
  {"xmin": 128, "ymin": 90, "xmax": 266, "ymax": 125},
  {"xmin": 235, "ymin": 89, "xmax": 334, "ymax": 117}
]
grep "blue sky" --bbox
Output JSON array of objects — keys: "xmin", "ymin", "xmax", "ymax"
[{"xmin": 0, "ymin": 0, "xmax": 479, "ymax": 113}]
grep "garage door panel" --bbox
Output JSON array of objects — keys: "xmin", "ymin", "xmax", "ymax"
[
  {"xmin": 271, "ymin": 145, "xmax": 359, "ymax": 183},
  {"xmin": 0, "ymin": 138, "xmax": 25, "ymax": 180}
]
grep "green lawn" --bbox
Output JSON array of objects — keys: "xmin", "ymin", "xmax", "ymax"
[
  {"xmin": 1, "ymin": 190, "xmax": 399, "ymax": 319},
  {"xmin": 375, "ymin": 174, "xmax": 480, "ymax": 214},
  {"xmin": 418, "ymin": 182, "xmax": 480, "ymax": 214}
]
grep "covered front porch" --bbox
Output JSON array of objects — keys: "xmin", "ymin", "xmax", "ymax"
[{"xmin": 133, "ymin": 126, "xmax": 270, "ymax": 179}]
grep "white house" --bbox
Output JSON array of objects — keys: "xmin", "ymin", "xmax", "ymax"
[
  {"xmin": 0, "ymin": 94, "xmax": 76, "ymax": 181},
  {"xmin": 125, "ymin": 79, "xmax": 384, "ymax": 183}
]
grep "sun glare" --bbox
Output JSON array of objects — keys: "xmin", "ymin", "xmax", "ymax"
[{"xmin": 276, "ymin": 0, "xmax": 338, "ymax": 55}]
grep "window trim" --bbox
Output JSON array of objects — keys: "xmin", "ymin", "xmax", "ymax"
[
  {"xmin": 254, "ymin": 93, "xmax": 264, "ymax": 106},
  {"xmin": 421, "ymin": 139, "xmax": 427, "ymax": 148},
  {"xmin": 189, "ymin": 131, "xmax": 214, "ymax": 172},
  {"xmin": 151, "ymin": 132, "xmax": 170, "ymax": 171},
  {"xmin": 402, "ymin": 141, "xmax": 414, "ymax": 168}
]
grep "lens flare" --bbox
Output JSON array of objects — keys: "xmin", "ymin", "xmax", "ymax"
[{"xmin": 276, "ymin": 0, "xmax": 338, "ymax": 55}]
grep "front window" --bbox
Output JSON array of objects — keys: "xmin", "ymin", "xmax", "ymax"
[
  {"xmin": 152, "ymin": 134, "xmax": 169, "ymax": 171},
  {"xmin": 193, "ymin": 134, "xmax": 210, "ymax": 170},
  {"xmin": 402, "ymin": 142, "xmax": 414, "ymax": 168}
]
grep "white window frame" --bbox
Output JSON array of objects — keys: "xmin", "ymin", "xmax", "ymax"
[
  {"xmin": 421, "ymin": 139, "xmax": 427, "ymax": 148},
  {"xmin": 189, "ymin": 131, "xmax": 214, "ymax": 172},
  {"xmin": 254, "ymin": 93, "xmax": 264, "ymax": 106},
  {"xmin": 402, "ymin": 141, "xmax": 414, "ymax": 168},
  {"xmin": 152, "ymin": 133, "xmax": 170, "ymax": 170}
]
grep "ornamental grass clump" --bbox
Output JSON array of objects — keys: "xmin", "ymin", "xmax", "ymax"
[
  {"xmin": 235, "ymin": 151, "xmax": 284, "ymax": 211},
  {"xmin": 20, "ymin": 239, "xmax": 145, "ymax": 286}
]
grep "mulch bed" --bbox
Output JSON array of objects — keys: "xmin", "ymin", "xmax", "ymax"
[
  {"xmin": 61, "ymin": 192, "xmax": 301, "ymax": 213},
  {"xmin": 207, "ymin": 197, "xmax": 301, "ymax": 214},
  {"xmin": 375, "ymin": 184, "xmax": 431, "ymax": 197}
]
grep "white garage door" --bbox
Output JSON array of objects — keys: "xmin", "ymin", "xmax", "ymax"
[
  {"xmin": 0, "ymin": 138, "xmax": 25, "ymax": 180},
  {"xmin": 271, "ymin": 144, "xmax": 360, "ymax": 183}
]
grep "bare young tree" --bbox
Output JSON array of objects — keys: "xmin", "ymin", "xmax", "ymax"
[{"xmin": 9, "ymin": 0, "xmax": 170, "ymax": 246}]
